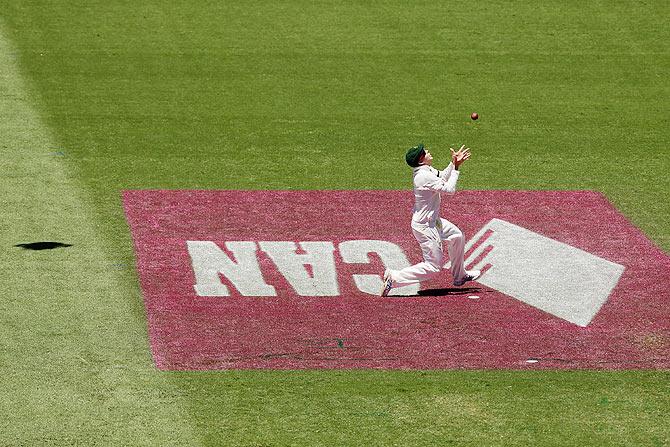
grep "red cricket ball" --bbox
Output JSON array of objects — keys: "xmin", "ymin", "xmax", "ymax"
[{"xmin": 471, "ymin": 112, "xmax": 479, "ymax": 120}]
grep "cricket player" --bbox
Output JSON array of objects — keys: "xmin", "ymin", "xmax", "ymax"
[{"xmin": 381, "ymin": 143, "xmax": 480, "ymax": 296}]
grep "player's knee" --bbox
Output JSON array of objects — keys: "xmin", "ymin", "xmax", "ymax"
[{"xmin": 448, "ymin": 231, "xmax": 464, "ymax": 245}]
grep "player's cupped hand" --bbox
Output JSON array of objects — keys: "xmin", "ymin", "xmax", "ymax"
[{"xmin": 451, "ymin": 145, "xmax": 471, "ymax": 167}]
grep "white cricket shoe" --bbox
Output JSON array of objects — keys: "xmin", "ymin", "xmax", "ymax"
[
  {"xmin": 453, "ymin": 270, "xmax": 481, "ymax": 287},
  {"xmin": 380, "ymin": 269, "xmax": 394, "ymax": 297}
]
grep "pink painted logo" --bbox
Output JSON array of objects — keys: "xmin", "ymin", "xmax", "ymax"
[{"xmin": 122, "ymin": 190, "xmax": 670, "ymax": 370}]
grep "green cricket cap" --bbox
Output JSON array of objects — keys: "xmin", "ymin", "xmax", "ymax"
[{"xmin": 405, "ymin": 143, "xmax": 425, "ymax": 167}]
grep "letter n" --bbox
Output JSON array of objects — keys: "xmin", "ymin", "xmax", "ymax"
[{"xmin": 186, "ymin": 241, "xmax": 277, "ymax": 296}]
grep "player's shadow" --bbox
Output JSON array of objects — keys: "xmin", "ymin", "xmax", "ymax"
[
  {"xmin": 15, "ymin": 242, "xmax": 72, "ymax": 250},
  {"xmin": 393, "ymin": 286, "xmax": 481, "ymax": 298}
]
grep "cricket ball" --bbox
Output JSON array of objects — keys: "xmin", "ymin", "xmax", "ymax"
[{"xmin": 471, "ymin": 112, "xmax": 479, "ymax": 120}]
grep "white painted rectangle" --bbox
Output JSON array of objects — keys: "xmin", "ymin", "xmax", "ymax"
[{"xmin": 462, "ymin": 219, "xmax": 625, "ymax": 327}]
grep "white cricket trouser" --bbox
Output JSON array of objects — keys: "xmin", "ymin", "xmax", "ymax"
[{"xmin": 390, "ymin": 218, "xmax": 467, "ymax": 285}]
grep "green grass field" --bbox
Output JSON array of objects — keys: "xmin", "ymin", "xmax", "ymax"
[{"xmin": 1, "ymin": 1, "xmax": 668, "ymax": 445}]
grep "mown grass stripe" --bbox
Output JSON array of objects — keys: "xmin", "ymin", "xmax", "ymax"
[{"xmin": 0, "ymin": 21, "xmax": 196, "ymax": 446}]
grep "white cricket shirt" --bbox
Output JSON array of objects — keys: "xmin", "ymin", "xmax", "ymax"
[{"xmin": 411, "ymin": 163, "xmax": 460, "ymax": 226}]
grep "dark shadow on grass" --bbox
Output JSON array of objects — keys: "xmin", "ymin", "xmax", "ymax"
[
  {"xmin": 393, "ymin": 286, "xmax": 482, "ymax": 298},
  {"xmin": 15, "ymin": 242, "xmax": 72, "ymax": 250}
]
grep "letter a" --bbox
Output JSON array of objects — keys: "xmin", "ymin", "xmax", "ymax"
[
  {"xmin": 259, "ymin": 241, "xmax": 339, "ymax": 296},
  {"xmin": 186, "ymin": 241, "xmax": 277, "ymax": 296}
]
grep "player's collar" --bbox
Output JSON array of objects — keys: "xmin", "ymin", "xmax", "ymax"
[{"xmin": 414, "ymin": 165, "xmax": 433, "ymax": 172}]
